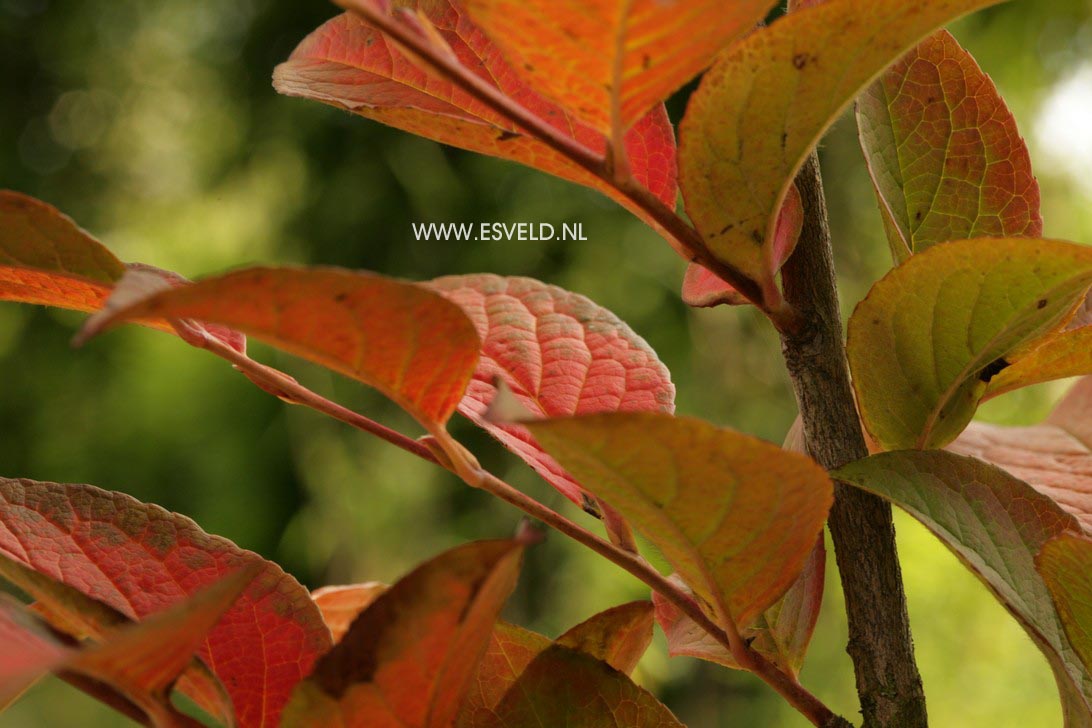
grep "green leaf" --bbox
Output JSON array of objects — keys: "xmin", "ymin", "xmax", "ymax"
[
  {"xmin": 525, "ymin": 412, "xmax": 832, "ymax": 631},
  {"xmin": 847, "ymin": 238, "xmax": 1092, "ymax": 450},
  {"xmin": 857, "ymin": 30, "xmax": 1041, "ymax": 260},
  {"xmin": 836, "ymin": 450, "xmax": 1092, "ymax": 724},
  {"xmin": 678, "ymin": 0, "xmax": 1004, "ymax": 298}
]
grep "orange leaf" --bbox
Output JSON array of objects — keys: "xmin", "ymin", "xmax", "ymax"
[
  {"xmin": 460, "ymin": 0, "xmax": 774, "ymax": 136},
  {"xmin": 78, "ymin": 266, "xmax": 480, "ymax": 430},
  {"xmin": 0, "ymin": 191, "xmax": 245, "ymax": 352},
  {"xmin": 283, "ymin": 540, "xmax": 523, "ymax": 728},
  {"xmin": 0, "ymin": 477, "xmax": 331, "ymax": 728},
  {"xmin": 858, "ymin": 30, "xmax": 1041, "ymax": 261},
  {"xmin": 272, "ymin": 3, "xmax": 678, "ymax": 233},
  {"xmin": 555, "ymin": 601, "xmax": 654, "ymax": 676},
  {"xmin": 311, "ymin": 583, "xmax": 387, "ymax": 644},
  {"xmin": 0, "ymin": 190, "xmax": 124, "ymax": 312},
  {"xmin": 427, "ymin": 274, "xmax": 674, "ymax": 507},
  {"xmin": 654, "ymin": 537, "xmax": 825, "ymax": 677},
  {"xmin": 458, "ymin": 608, "xmax": 667, "ymax": 728}
]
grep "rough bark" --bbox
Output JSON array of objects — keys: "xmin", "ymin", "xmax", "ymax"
[{"xmin": 779, "ymin": 155, "xmax": 928, "ymax": 727}]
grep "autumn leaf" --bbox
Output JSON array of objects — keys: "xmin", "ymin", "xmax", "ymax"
[
  {"xmin": 857, "ymin": 30, "xmax": 1041, "ymax": 262},
  {"xmin": 678, "ymin": 0, "xmax": 1005, "ymax": 298},
  {"xmin": 654, "ymin": 537, "xmax": 825, "ymax": 677},
  {"xmin": 0, "ymin": 191, "xmax": 246, "ymax": 353},
  {"xmin": 460, "ymin": 0, "xmax": 773, "ymax": 138},
  {"xmin": 77, "ymin": 266, "xmax": 480, "ymax": 430},
  {"xmin": 311, "ymin": 583, "xmax": 387, "ymax": 644},
  {"xmin": 426, "ymin": 274, "xmax": 674, "ymax": 509},
  {"xmin": 525, "ymin": 412, "xmax": 833, "ymax": 631},
  {"xmin": 458, "ymin": 601, "xmax": 655, "ymax": 726},
  {"xmin": 0, "ymin": 598, "xmax": 68, "ymax": 708},
  {"xmin": 847, "ymin": 237, "xmax": 1092, "ymax": 450},
  {"xmin": 482, "ymin": 645, "xmax": 683, "ymax": 728},
  {"xmin": 681, "ymin": 184, "xmax": 803, "ymax": 308},
  {"xmin": 0, "ymin": 477, "xmax": 332, "ymax": 728},
  {"xmin": 1041, "ymin": 535, "xmax": 1092, "ymax": 679},
  {"xmin": 282, "ymin": 540, "xmax": 523, "ymax": 728},
  {"xmin": 555, "ymin": 601, "xmax": 654, "ymax": 675},
  {"xmin": 985, "ymin": 295, "xmax": 1092, "ymax": 396},
  {"xmin": 836, "ymin": 451, "xmax": 1092, "ymax": 723},
  {"xmin": 273, "ymin": 2, "xmax": 678, "ymax": 232},
  {"xmin": 948, "ymin": 377, "xmax": 1092, "ymax": 532},
  {"xmin": 0, "ymin": 567, "xmax": 256, "ymax": 726},
  {"xmin": 0, "ymin": 190, "xmax": 123, "ymax": 312}
]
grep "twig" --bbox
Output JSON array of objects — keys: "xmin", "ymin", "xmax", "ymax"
[
  {"xmin": 779, "ymin": 154, "xmax": 926, "ymax": 727},
  {"xmin": 179, "ymin": 324, "xmax": 843, "ymax": 726}
]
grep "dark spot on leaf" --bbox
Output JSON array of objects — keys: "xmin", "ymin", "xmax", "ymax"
[
  {"xmin": 642, "ymin": 54, "xmax": 651, "ymax": 70},
  {"xmin": 1037, "ymin": 298, "xmax": 1048, "ymax": 309},
  {"xmin": 719, "ymin": 223, "xmax": 734, "ymax": 235},
  {"xmin": 751, "ymin": 229, "xmax": 763, "ymax": 244},
  {"xmin": 497, "ymin": 130, "xmax": 521, "ymax": 142},
  {"xmin": 781, "ymin": 132, "xmax": 787, "ymax": 149},
  {"xmin": 792, "ymin": 53, "xmax": 808, "ymax": 70},
  {"xmin": 524, "ymin": 62, "xmax": 535, "ymax": 72},
  {"xmin": 334, "ymin": 292, "xmax": 349, "ymax": 303},
  {"xmin": 978, "ymin": 358, "xmax": 1010, "ymax": 383},
  {"xmin": 581, "ymin": 493, "xmax": 603, "ymax": 519},
  {"xmin": 914, "ymin": 210, "xmax": 923, "ymax": 221}
]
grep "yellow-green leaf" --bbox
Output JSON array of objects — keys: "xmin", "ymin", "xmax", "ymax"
[
  {"xmin": 1041, "ymin": 535, "xmax": 1092, "ymax": 678},
  {"xmin": 847, "ymin": 238, "xmax": 1092, "ymax": 450},
  {"xmin": 525, "ymin": 412, "xmax": 832, "ymax": 630},
  {"xmin": 857, "ymin": 30, "xmax": 1041, "ymax": 260},
  {"xmin": 678, "ymin": 0, "xmax": 1004, "ymax": 296}
]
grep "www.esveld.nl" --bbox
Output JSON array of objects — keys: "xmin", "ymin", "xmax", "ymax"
[{"xmin": 411, "ymin": 222, "xmax": 588, "ymax": 242}]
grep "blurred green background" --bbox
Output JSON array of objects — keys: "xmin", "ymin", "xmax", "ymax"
[{"xmin": 2, "ymin": 0, "xmax": 1092, "ymax": 725}]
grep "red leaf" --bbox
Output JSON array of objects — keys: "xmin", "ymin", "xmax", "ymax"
[
  {"xmin": 426, "ymin": 274, "xmax": 674, "ymax": 507},
  {"xmin": 681, "ymin": 184, "xmax": 803, "ymax": 308},
  {"xmin": 77, "ymin": 266, "xmax": 480, "ymax": 430},
  {"xmin": 272, "ymin": 3, "xmax": 677, "ymax": 228},
  {"xmin": 0, "ymin": 599, "xmax": 67, "ymax": 706},
  {"xmin": 283, "ymin": 540, "xmax": 523, "ymax": 728},
  {"xmin": 0, "ymin": 478, "xmax": 332, "ymax": 728}
]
